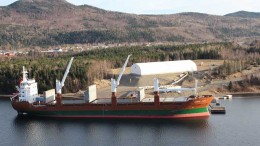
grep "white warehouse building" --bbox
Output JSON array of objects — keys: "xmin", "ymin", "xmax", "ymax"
[{"xmin": 130, "ymin": 60, "xmax": 197, "ymax": 76}]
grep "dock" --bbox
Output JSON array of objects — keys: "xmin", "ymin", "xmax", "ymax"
[
  {"xmin": 219, "ymin": 94, "xmax": 232, "ymax": 100},
  {"xmin": 0, "ymin": 95, "xmax": 12, "ymax": 99},
  {"xmin": 209, "ymin": 105, "xmax": 226, "ymax": 114}
]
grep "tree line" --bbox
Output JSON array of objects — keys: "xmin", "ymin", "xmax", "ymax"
[{"xmin": 0, "ymin": 42, "xmax": 259, "ymax": 94}]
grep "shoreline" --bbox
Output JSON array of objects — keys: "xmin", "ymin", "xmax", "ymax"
[
  {"xmin": 228, "ymin": 92, "xmax": 260, "ymax": 97},
  {"xmin": 0, "ymin": 95, "xmax": 12, "ymax": 98},
  {"xmin": 212, "ymin": 92, "xmax": 260, "ymax": 98}
]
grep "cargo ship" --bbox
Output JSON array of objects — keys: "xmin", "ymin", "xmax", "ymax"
[{"xmin": 11, "ymin": 56, "xmax": 213, "ymax": 119}]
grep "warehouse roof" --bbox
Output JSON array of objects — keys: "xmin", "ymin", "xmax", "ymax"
[{"xmin": 130, "ymin": 60, "xmax": 197, "ymax": 76}]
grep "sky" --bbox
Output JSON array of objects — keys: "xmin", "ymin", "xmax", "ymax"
[{"xmin": 0, "ymin": 0, "xmax": 259, "ymax": 15}]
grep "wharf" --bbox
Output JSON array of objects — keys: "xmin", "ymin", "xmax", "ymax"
[
  {"xmin": 0, "ymin": 95, "xmax": 11, "ymax": 99},
  {"xmin": 210, "ymin": 105, "xmax": 226, "ymax": 114}
]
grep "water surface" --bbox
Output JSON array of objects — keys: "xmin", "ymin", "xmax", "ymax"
[{"xmin": 1, "ymin": 96, "xmax": 260, "ymax": 146}]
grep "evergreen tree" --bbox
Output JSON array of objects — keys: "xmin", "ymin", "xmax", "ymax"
[{"xmin": 228, "ymin": 81, "xmax": 233, "ymax": 91}]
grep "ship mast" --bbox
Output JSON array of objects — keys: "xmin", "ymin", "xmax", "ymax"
[
  {"xmin": 154, "ymin": 78, "xmax": 160, "ymax": 105},
  {"xmin": 22, "ymin": 66, "xmax": 28, "ymax": 82},
  {"xmin": 194, "ymin": 79, "xmax": 198, "ymax": 96}
]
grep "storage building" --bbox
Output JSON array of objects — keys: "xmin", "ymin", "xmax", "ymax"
[{"xmin": 130, "ymin": 60, "xmax": 197, "ymax": 76}]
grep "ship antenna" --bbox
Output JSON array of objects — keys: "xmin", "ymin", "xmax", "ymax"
[{"xmin": 22, "ymin": 66, "xmax": 28, "ymax": 82}]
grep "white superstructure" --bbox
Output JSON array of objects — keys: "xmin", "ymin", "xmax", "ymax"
[
  {"xmin": 18, "ymin": 66, "xmax": 39, "ymax": 103},
  {"xmin": 14, "ymin": 57, "xmax": 74, "ymax": 104}
]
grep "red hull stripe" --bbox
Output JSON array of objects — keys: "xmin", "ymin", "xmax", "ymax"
[{"xmin": 43, "ymin": 112, "xmax": 210, "ymax": 119}]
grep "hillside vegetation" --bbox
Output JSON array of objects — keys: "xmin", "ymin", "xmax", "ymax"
[
  {"xmin": 0, "ymin": 0, "xmax": 259, "ymax": 48},
  {"xmin": 225, "ymin": 11, "xmax": 260, "ymax": 18},
  {"xmin": 1, "ymin": 42, "xmax": 260, "ymax": 94}
]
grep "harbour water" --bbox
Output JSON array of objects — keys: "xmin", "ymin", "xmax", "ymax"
[{"xmin": 1, "ymin": 96, "xmax": 260, "ymax": 146}]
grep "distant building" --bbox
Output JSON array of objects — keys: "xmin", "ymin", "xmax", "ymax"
[
  {"xmin": 4, "ymin": 52, "xmax": 16, "ymax": 57},
  {"xmin": 53, "ymin": 48, "xmax": 63, "ymax": 52},
  {"xmin": 41, "ymin": 48, "xmax": 63, "ymax": 53}
]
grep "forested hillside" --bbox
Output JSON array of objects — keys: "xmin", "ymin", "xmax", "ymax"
[
  {"xmin": 1, "ymin": 42, "xmax": 260, "ymax": 94},
  {"xmin": 0, "ymin": 0, "xmax": 259, "ymax": 48},
  {"xmin": 225, "ymin": 11, "xmax": 260, "ymax": 18}
]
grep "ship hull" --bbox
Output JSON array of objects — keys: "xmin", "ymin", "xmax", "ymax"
[
  {"xmin": 26, "ymin": 108, "xmax": 210, "ymax": 119},
  {"xmin": 11, "ymin": 96, "xmax": 213, "ymax": 119}
]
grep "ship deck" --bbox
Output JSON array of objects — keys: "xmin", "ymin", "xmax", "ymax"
[{"xmin": 61, "ymin": 97, "xmax": 189, "ymax": 105}]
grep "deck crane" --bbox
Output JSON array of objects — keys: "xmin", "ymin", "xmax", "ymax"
[
  {"xmin": 111, "ymin": 54, "xmax": 132, "ymax": 93},
  {"xmin": 159, "ymin": 79, "xmax": 198, "ymax": 95},
  {"xmin": 56, "ymin": 57, "xmax": 74, "ymax": 94}
]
